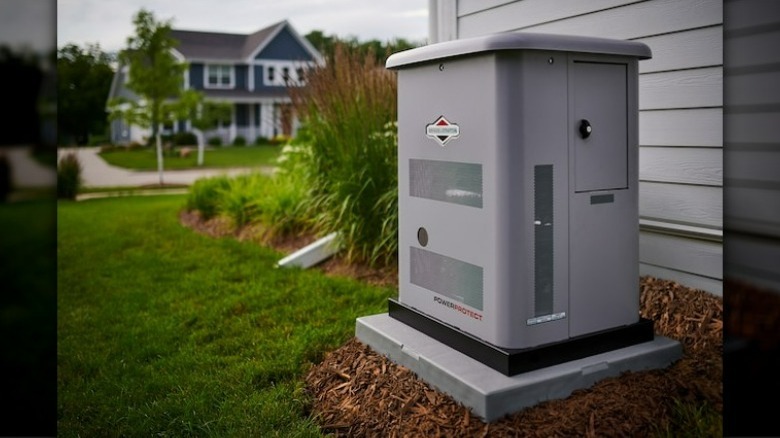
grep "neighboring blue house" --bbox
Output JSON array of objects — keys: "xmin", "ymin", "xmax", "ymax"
[{"xmin": 107, "ymin": 20, "xmax": 324, "ymax": 145}]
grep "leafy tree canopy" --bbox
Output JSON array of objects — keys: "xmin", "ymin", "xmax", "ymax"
[
  {"xmin": 57, "ymin": 43, "xmax": 114, "ymax": 145},
  {"xmin": 304, "ymin": 30, "xmax": 421, "ymax": 65}
]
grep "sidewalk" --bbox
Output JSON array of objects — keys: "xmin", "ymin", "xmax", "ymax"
[
  {"xmin": 3, "ymin": 146, "xmax": 56, "ymax": 188},
  {"xmin": 57, "ymin": 147, "xmax": 272, "ymax": 188}
]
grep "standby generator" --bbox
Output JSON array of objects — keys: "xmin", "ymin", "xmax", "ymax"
[{"xmin": 386, "ymin": 32, "xmax": 655, "ymax": 375}]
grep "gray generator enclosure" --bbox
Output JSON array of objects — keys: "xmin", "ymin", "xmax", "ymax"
[{"xmin": 387, "ymin": 32, "xmax": 653, "ymax": 374}]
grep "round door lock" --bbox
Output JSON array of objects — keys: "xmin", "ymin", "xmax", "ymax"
[{"xmin": 579, "ymin": 119, "xmax": 592, "ymax": 139}]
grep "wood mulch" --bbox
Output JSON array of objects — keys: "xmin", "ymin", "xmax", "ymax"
[
  {"xmin": 305, "ymin": 277, "xmax": 722, "ymax": 437},
  {"xmin": 179, "ymin": 211, "xmax": 724, "ymax": 436}
]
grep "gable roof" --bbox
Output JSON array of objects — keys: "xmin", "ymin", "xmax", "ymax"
[{"xmin": 169, "ymin": 20, "xmax": 323, "ymax": 64}]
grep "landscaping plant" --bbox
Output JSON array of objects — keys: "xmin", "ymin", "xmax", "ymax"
[
  {"xmin": 57, "ymin": 153, "xmax": 82, "ymax": 200},
  {"xmin": 185, "ymin": 169, "xmax": 310, "ymax": 241},
  {"xmin": 288, "ymin": 43, "xmax": 398, "ymax": 267},
  {"xmin": 185, "ymin": 175, "xmax": 231, "ymax": 220}
]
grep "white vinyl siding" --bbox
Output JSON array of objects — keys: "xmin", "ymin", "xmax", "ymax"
[
  {"xmin": 723, "ymin": 0, "xmax": 780, "ymax": 292},
  {"xmin": 431, "ymin": 0, "xmax": 724, "ymax": 295}
]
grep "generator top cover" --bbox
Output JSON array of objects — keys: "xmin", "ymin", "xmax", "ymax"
[{"xmin": 385, "ymin": 31, "xmax": 651, "ymax": 69}]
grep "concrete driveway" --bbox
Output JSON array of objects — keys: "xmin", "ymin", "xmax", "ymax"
[
  {"xmin": 57, "ymin": 147, "xmax": 273, "ymax": 188},
  {"xmin": 3, "ymin": 146, "xmax": 56, "ymax": 188}
]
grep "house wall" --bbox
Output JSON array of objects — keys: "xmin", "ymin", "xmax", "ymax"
[
  {"xmin": 256, "ymin": 27, "xmax": 315, "ymax": 61},
  {"xmin": 110, "ymin": 119, "xmax": 131, "ymax": 144},
  {"xmin": 723, "ymin": 0, "xmax": 780, "ymax": 293},
  {"xmin": 190, "ymin": 63, "xmax": 204, "ymax": 89},
  {"xmin": 235, "ymin": 65, "xmax": 248, "ymax": 89},
  {"xmin": 253, "ymin": 64, "xmax": 276, "ymax": 91},
  {"xmin": 429, "ymin": 0, "xmax": 724, "ymax": 295}
]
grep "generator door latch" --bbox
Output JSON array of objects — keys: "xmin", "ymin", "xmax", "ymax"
[{"xmin": 579, "ymin": 119, "xmax": 592, "ymax": 139}]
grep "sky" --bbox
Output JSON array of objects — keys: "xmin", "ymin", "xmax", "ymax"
[
  {"xmin": 0, "ymin": 1, "xmax": 56, "ymax": 52},
  {"xmin": 56, "ymin": 0, "xmax": 430, "ymax": 54}
]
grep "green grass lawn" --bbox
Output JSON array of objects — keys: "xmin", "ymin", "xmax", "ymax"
[
  {"xmin": 99, "ymin": 145, "xmax": 281, "ymax": 170},
  {"xmin": 57, "ymin": 195, "xmax": 395, "ymax": 436}
]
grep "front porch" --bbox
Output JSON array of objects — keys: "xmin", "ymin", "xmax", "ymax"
[{"xmin": 183, "ymin": 100, "xmax": 296, "ymax": 145}]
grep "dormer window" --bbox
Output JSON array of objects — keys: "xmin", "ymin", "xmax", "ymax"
[{"xmin": 206, "ymin": 64, "xmax": 234, "ymax": 88}]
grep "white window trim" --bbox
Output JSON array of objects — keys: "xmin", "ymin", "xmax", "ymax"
[
  {"xmin": 204, "ymin": 64, "xmax": 235, "ymax": 89},
  {"xmin": 258, "ymin": 60, "xmax": 313, "ymax": 87}
]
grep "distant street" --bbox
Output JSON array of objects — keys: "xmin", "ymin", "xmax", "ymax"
[{"xmin": 57, "ymin": 147, "xmax": 272, "ymax": 188}]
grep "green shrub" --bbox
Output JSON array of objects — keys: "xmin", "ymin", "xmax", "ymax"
[
  {"xmin": 232, "ymin": 135, "xmax": 247, "ymax": 146},
  {"xmin": 186, "ymin": 171, "xmax": 309, "ymax": 239},
  {"xmin": 255, "ymin": 173, "xmax": 310, "ymax": 238},
  {"xmin": 288, "ymin": 44, "xmax": 398, "ymax": 266},
  {"xmin": 207, "ymin": 136, "xmax": 222, "ymax": 147},
  {"xmin": 216, "ymin": 173, "xmax": 266, "ymax": 228},
  {"xmin": 253, "ymin": 136, "xmax": 270, "ymax": 146},
  {"xmin": 186, "ymin": 175, "xmax": 231, "ymax": 219},
  {"xmin": 173, "ymin": 131, "xmax": 197, "ymax": 146},
  {"xmin": 57, "ymin": 153, "xmax": 82, "ymax": 200}
]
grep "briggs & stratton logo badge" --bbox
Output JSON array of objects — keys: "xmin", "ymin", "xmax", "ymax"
[{"xmin": 426, "ymin": 115, "xmax": 460, "ymax": 146}]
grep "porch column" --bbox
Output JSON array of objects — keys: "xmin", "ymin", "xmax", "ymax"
[{"xmin": 260, "ymin": 101, "xmax": 275, "ymax": 139}]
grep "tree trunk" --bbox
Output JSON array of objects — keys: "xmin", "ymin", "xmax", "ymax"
[
  {"xmin": 155, "ymin": 131, "xmax": 164, "ymax": 185},
  {"xmin": 193, "ymin": 128, "xmax": 205, "ymax": 166}
]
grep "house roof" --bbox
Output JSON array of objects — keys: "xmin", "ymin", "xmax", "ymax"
[
  {"xmin": 170, "ymin": 29, "xmax": 249, "ymax": 60},
  {"xmin": 170, "ymin": 20, "xmax": 322, "ymax": 63}
]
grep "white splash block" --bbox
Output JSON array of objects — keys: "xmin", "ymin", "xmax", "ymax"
[
  {"xmin": 356, "ymin": 313, "xmax": 682, "ymax": 422},
  {"xmin": 277, "ymin": 232, "xmax": 340, "ymax": 269}
]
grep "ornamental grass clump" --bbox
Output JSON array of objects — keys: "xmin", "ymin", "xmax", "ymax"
[
  {"xmin": 185, "ymin": 170, "xmax": 310, "ymax": 240},
  {"xmin": 288, "ymin": 44, "xmax": 398, "ymax": 267},
  {"xmin": 186, "ymin": 175, "xmax": 231, "ymax": 220}
]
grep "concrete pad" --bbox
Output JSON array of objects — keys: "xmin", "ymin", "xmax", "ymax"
[{"xmin": 356, "ymin": 313, "xmax": 683, "ymax": 422}]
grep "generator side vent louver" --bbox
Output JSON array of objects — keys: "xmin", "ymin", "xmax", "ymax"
[
  {"xmin": 534, "ymin": 164, "xmax": 554, "ymax": 317},
  {"xmin": 410, "ymin": 247, "xmax": 484, "ymax": 311},
  {"xmin": 409, "ymin": 159, "xmax": 483, "ymax": 208}
]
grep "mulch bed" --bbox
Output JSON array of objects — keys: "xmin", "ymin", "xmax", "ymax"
[
  {"xmin": 179, "ymin": 211, "xmax": 726, "ymax": 436},
  {"xmin": 305, "ymin": 277, "xmax": 722, "ymax": 437}
]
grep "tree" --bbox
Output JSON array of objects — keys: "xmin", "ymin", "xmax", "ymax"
[
  {"xmin": 304, "ymin": 30, "xmax": 420, "ymax": 65},
  {"xmin": 108, "ymin": 8, "xmax": 195, "ymax": 185},
  {"xmin": 57, "ymin": 43, "xmax": 114, "ymax": 145}
]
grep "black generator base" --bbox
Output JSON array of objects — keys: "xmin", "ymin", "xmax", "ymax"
[{"xmin": 387, "ymin": 298, "xmax": 655, "ymax": 376}]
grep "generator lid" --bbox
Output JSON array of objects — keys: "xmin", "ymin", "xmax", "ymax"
[{"xmin": 386, "ymin": 32, "xmax": 651, "ymax": 69}]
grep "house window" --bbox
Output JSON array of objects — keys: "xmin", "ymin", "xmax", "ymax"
[
  {"xmin": 296, "ymin": 68, "xmax": 305, "ymax": 83},
  {"xmin": 267, "ymin": 66, "xmax": 275, "ymax": 83},
  {"xmin": 206, "ymin": 64, "xmax": 233, "ymax": 88},
  {"xmin": 282, "ymin": 67, "xmax": 290, "ymax": 82}
]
